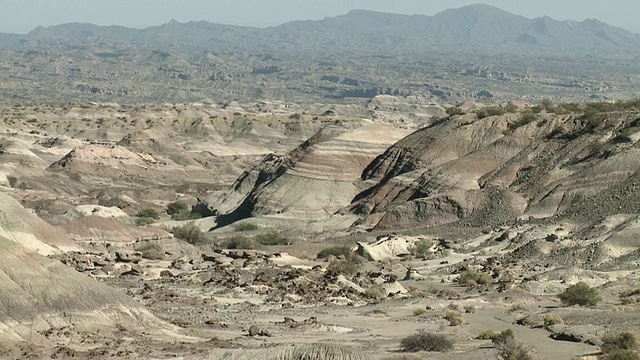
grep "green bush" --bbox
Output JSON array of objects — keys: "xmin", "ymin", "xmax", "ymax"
[
  {"xmin": 166, "ymin": 201, "xmax": 201, "ymax": 220},
  {"xmin": 135, "ymin": 242, "xmax": 165, "ymax": 260},
  {"xmin": 557, "ymin": 282, "xmax": 602, "ymax": 306},
  {"xmin": 255, "ymin": 232, "xmax": 289, "ymax": 246},
  {"xmin": 602, "ymin": 332, "xmax": 639, "ymax": 354},
  {"xmin": 136, "ymin": 207, "xmax": 159, "ymax": 219},
  {"xmin": 166, "ymin": 201, "xmax": 188, "ymax": 215},
  {"xmin": 235, "ymin": 222, "xmax": 258, "ymax": 231},
  {"xmin": 221, "ymin": 235, "xmax": 256, "ymax": 250},
  {"xmin": 170, "ymin": 223, "xmax": 208, "ymax": 245},
  {"xmin": 400, "ymin": 330, "xmax": 454, "ymax": 353}
]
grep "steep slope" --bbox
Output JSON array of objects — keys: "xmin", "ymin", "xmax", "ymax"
[
  {"xmin": 203, "ymin": 121, "xmax": 413, "ymax": 226},
  {"xmin": 349, "ymin": 107, "xmax": 640, "ymax": 230},
  {"xmin": 0, "ymin": 193, "xmax": 80, "ymax": 254},
  {"xmin": 0, "ymin": 193, "xmax": 168, "ymax": 343},
  {"xmin": 0, "ymin": 236, "xmax": 165, "ymax": 342}
]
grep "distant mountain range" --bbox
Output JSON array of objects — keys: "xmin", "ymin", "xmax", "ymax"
[{"xmin": 1, "ymin": 4, "xmax": 639, "ymax": 56}]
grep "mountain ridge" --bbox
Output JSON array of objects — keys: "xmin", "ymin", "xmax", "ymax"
[{"xmin": 1, "ymin": 4, "xmax": 639, "ymax": 55}]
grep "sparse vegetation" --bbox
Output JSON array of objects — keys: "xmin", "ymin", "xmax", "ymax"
[
  {"xmin": 492, "ymin": 329, "xmax": 535, "ymax": 360},
  {"xmin": 476, "ymin": 106, "xmax": 506, "ymax": 119},
  {"xmin": 166, "ymin": 201, "xmax": 200, "ymax": 220},
  {"xmin": 619, "ymin": 288, "xmax": 640, "ymax": 305},
  {"xmin": 413, "ymin": 307, "xmax": 427, "ymax": 316},
  {"xmin": 166, "ymin": 200, "xmax": 188, "ymax": 215},
  {"xmin": 444, "ymin": 311, "xmax": 464, "ymax": 326},
  {"xmin": 400, "ymin": 330, "xmax": 454, "ymax": 353},
  {"xmin": 557, "ymin": 282, "xmax": 602, "ymax": 307},
  {"xmin": 318, "ymin": 245, "xmax": 354, "ymax": 259},
  {"xmin": 255, "ymin": 232, "xmax": 289, "ymax": 246},
  {"xmin": 364, "ymin": 284, "xmax": 386, "ymax": 300},
  {"xmin": 457, "ymin": 270, "xmax": 493, "ymax": 287},
  {"xmin": 327, "ymin": 259, "xmax": 360, "ymax": 275},
  {"xmin": 170, "ymin": 223, "xmax": 208, "ymax": 245},
  {"xmin": 464, "ymin": 304, "xmax": 476, "ymax": 314},
  {"xmin": 477, "ymin": 329, "xmax": 499, "ymax": 340},
  {"xmin": 221, "ymin": 235, "xmax": 256, "ymax": 250},
  {"xmin": 135, "ymin": 217, "xmax": 154, "ymax": 226},
  {"xmin": 136, "ymin": 207, "xmax": 159, "ymax": 219},
  {"xmin": 135, "ymin": 242, "xmax": 165, "ymax": 260},
  {"xmin": 446, "ymin": 106, "xmax": 465, "ymax": 116},
  {"xmin": 235, "ymin": 222, "xmax": 258, "ymax": 231},
  {"xmin": 601, "ymin": 332, "xmax": 639, "ymax": 355},
  {"xmin": 408, "ymin": 239, "xmax": 434, "ymax": 258},
  {"xmin": 543, "ymin": 313, "xmax": 564, "ymax": 327}
]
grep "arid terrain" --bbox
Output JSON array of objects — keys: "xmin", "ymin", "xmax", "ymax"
[
  {"xmin": 2, "ymin": 4, "xmax": 640, "ymax": 360},
  {"xmin": 2, "ymin": 96, "xmax": 640, "ymax": 360}
]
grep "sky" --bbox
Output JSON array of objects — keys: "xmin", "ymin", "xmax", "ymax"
[{"xmin": 1, "ymin": 0, "xmax": 638, "ymax": 34}]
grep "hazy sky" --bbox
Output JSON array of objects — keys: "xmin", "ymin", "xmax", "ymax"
[{"xmin": 1, "ymin": 0, "xmax": 638, "ymax": 34}]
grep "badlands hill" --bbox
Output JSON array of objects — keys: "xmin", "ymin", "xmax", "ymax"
[
  {"xmin": 4, "ymin": 98, "xmax": 640, "ymax": 359},
  {"xmin": 0, "ymin": 193, "xmax": 167, "ymax": 349}
]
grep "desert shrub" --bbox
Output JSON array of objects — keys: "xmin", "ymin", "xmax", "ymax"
[
  {"xmin": 444, "ymin": 311, "xmax": 464, "ymax": 326},
  {"xmin": 477, "ymin": 106, "xmax": 506, "ymax": 119},
  {"xmin": 510, "ymin": 113, "xmax": 537, "ymax": 130},
  {"xmin": 557, "ymin": 282, "xmax": 601, "ymax": 306},
  {"xmin": 400, "ymin": 330, "xmax": 454, "ymax": 353},
  {"xmin": 327, "ymin": 259, "xmax": 359, "ymax": 275},
  {"xmin": 509, "ymin": 303, "xmax": 528, "ymax": 312},
  {"xmin": 235, "ymin": 222, "xmax": 258, "ymax": 232},
  {"xmin": 170, "ymin": 210, "xmax": 202, "ymax": 221},
  {"xmin": 464, "ymin": 304, "xmax": 476, "ymax": 314},
  {"xmin": 135, "ymin": 217, "xmax": 154, "ymax": 226},
  {"xmin": 458, "ymin": 271, "xmax": 493, "ymax": 287},
  {"xmin": 620, "ymin": 288, "xmax": 640, "ymax": 298},
  {"xmin": 221, "ymin": 235, "xmax": 256, "ymax": 250},
  {"xmin": 317, "ymin": 245, "xmax": 353, "ymax": 259},
  {"xmin": 135, "ymin": 243, "xmax": 165, "ymax": 260},
  {"xmin": 446, "ymin": 106, "xmax": 465, "ymax": 116},
  {"xmin": 170, "ymin": 223, "xmax": 208, "ymax": 245},
  {"xmin": 543, "ymin": 314, "xmax": 564, "ymax": 327},
  {"xmin": 408, "ymin": 239, "xmax": 434, "ymax": 258},
  {"xmin": 477, "ymin": 329, "xmax": 499, "ymax": 340},
  {"xmin": 492, "ymin": 329, "xmax": 534, "ymax": 360},
  {"xmin": 413, "ymin": 307, "xmax": 427, "ymax": 316},
  {"xmin": 255, "ymin": 232, "xmax": 289, "ymax": 246},
  {"xmin": 505, "ymin": 101, "xmax": 518, "ymax": 113},
  {"xmin": 136, "ymin": 207, "xmax": 159, "ymax": 219},
  {"xmin": 166, "ymin": 201, "xmax": 188, "ymax": 215},
  {"xmin": 602, "ymin": 350, "xmax": 640, "ymax": 360},
  {"xmin": 365, "ymin": 284, "xmax": 386, "ymax": 300},
  {"xmin": 620, "ymin": 288, "xmax": 640, "ymax": 304},
  {"xmin": 602, "ymin": 332, "xmax": 639, "ymax": 354}
]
